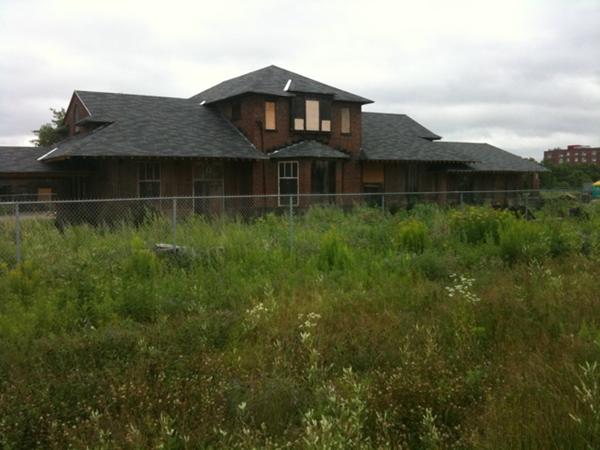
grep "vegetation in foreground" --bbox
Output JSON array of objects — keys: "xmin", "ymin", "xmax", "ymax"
[{"xmin": 2, "ymin": 201, "xmax": 600, "ymax": 449}]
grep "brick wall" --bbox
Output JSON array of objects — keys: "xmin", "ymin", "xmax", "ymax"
[
  {"xmin": 211, "ymin": 94, "xmax": 362, "ymax": 155},
  {"xmin": 544, "ymin": 147, "xmax": 600, "ymax": 165}
]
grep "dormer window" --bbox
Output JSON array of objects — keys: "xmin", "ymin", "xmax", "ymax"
[
  {"xmin": 292, "ymin": 97, "xmax": 332, "ymax": 133},
  {"xmin": 265, "ymin": 101, "xmax": 276, "ymax": 130}
]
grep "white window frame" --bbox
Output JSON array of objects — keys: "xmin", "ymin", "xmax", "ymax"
[{"xmin": 278, "ymin": 161, "xmax": 299, "ymax": 206}]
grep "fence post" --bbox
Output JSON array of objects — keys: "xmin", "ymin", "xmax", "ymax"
[
  {"xmin": 172, "ymin": 197, "xmax": 177, "ymax": 249},
  {"xmin": 460, "ymin": 192, "xmax": 464, "ymax": 208},
  {"xmin": 289, "ymin": 195, "xmax": 294, "ymax": 252},
  {"xmin": 381, "ymin": 193, "xmax": 385, "ymax": 215},
  {"xmin": 524, "ymin": 193, "xmax": 529, "ymax": 219},
  {"xmin": 15, "ymin": 202, "xmax": 21, "ymax": 264}
]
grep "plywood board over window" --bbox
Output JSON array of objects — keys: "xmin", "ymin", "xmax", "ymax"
[
  {"xmin": 363, "ymin": 163, "xmax": 384, "ymax": 184},
  {"xmin": 341, "ymin": 107, "xmax": 351, "ymax": 134},
  {"xmin": 265, "ymin": 101, "xmax": 276, "ymax": 130},
  {"xmin": 305, "ymin": 100, "xmax": 320, "ymax": 131},
  {"xmin": 37, "ymin": 187, "xmax": 52, "ymax": 201}
]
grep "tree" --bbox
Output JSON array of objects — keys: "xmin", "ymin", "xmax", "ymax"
[
  {"xmin": 31, "ymin": 108, "xmax": 68, "ymax": 147},
  {"xmin": 539, "ymin": 162, "xmax": 600, "ymax": 189}
]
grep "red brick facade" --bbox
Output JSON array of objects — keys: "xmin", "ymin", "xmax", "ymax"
[
  {"xmin": 55, "ymin": 87, "xmax": 540, "ymax": 202},
  {"xmin": 212, "ymin": 95, "xmax": 361, "ymax": 155},
  {"xmin": 544, "ymin": 145, "xmax": 600, "ymax": 166}
]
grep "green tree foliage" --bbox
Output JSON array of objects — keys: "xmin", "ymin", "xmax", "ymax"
[
  {"xmin": 31, "ymin": 108, "xmax": 68, "ymax": 147},
  {"xmin": 540, "ymin": 162, "xmax": 600, "ymax": 189}
]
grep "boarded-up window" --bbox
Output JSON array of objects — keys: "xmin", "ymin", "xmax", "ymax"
[
  {"xmin": 265, "ymin": 101, "xmax": 276, "ymax": 130},
  {"xmin": 37, "ymin": 187, "xmax": 52, "ymax": 201},
  {"xmin": 139, "ymin": 163, "xmax": 160, "ymax": 198},
  {"xmin": 292, "ymin": 97, "xmax": 305, "ymax": 130},
  {"xmin": 320, "ymin": 100, "xmax": 331, "ymax": 132},
  {"xmin": 306, "ymin": 100, "xmax": 320, "ymax": 131},
  {"xmin": 363, "ymin": 163, "xmax": 384, "ymax": 184},
  {"xmin": 341, "ymin": 107, "xmax": 351, "ymax": 134}
]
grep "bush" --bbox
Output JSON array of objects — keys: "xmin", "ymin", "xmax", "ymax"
[
  {"xmin": 546, "ymin": 222, "xmax": 580, "ymax": 257},
  {"xmin": 498, "ymin": 219, "xmax": 549, "ymax": 264},
  {"xmin": 394, "ymin": 219, "xmax": 428, "ymax": 254},
  {"xmin": 449, "ymin": 206, "xmax": 511, "ymax": 244},
  {"xmin": 317, "ymin": 228, "xmax": 353, "ymax": 271}
]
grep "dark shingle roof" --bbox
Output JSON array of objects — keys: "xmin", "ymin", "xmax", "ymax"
[
  {"xmin": 269, "ymin": 141, "xmax": 350, "ymax": 159},
  {"xmin": 361, "ymin": 112, "xmax": 475, "ymax": 162},
  {"xmin": 190, "ymin": 65, "xmax": 372, "ymax": 104},
  {"xmin": 437, "ymin": 142, "xmax": 548, "ymax": 172},
  {"xmin": 0, "ymin": 147, "xmax": 75, "ymax": 173},
  {"xmin": 44, "ymin": 92, "xmax": 266, "ymax": 161},
  {"xmin": 363, "ymin": 112, "xmax": 441, "ymax": 141}
]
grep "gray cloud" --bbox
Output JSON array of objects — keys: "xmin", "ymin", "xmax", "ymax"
[{"xmin": 1, "ymin": 0, "xmax": 599, "ymax": 159}]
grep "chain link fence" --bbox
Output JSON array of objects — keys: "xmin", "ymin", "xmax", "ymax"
[{"xmin": 0, "ymin": 189, "xmax": 590, "ymax": 265}]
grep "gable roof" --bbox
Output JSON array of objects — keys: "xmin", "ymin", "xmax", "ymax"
[
  {"xmin": 363, "ymin": 112, "xmax": 442, "ymax": 141},
  {"xmin": 269, "ymin": 141, "xmax": 350, "ymax": 159},
  {"xmin": 436, "ymin": 142, "xmax": 548, "ymax": 173},
  {"xmin": 361, "ymin": 112, "xmax": 474, "ymax": 162},
  {"xmin": 0, "ymin": 146, "xmax": 77, "ymax": 173},
  {"xmin": 190, "ymin": 65, "xmax": 372, "ymax": 105},
  {"xmin": 43, "ymin": 92, "xmax": 266, "ymax": 161}
]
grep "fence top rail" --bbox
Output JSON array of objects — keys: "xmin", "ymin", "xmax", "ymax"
[{"xmin": 0, "ymin": 189, "xmax": 584, "ymax": 207}]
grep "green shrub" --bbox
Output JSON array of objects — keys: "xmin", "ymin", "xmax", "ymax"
[
  {"xmin": 317, "ymin": 228, "xmax": 353, "ymax": 271},
  {"xmin": 498, "ymin": 219, "xmax": 549, "ymax": 264},
  {"xmin": 412, "ymin": 249, "xmax": 453, "ymax": 280},
  {"xmin": 394, "ymin": 219, "xmax": 428, "ymax": 254},
  {"xmin": 450, "ymin": 206, "xmax": 511, "ymax": 244},
  {"xmin": 546, "ymin": 222, "xmax": 580, "ymax": 257}
]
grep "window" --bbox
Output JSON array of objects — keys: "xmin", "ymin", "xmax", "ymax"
[
  {"xmin": 311, "ymin": 161, "xmax": 336, "ymax": 202},
  {"xmin": 320, "ymin": 100, "xmax": 331, "ymax": 132},
  {"xmin": 194, "ymin": 162, "xmax": 224, "ymax": 214},
  {"xmin": 292, "ymin": 97, "xmax": 332, "ymax": 132},
  {"xmin": 231, "ymin": 102, "xmax": 241, "ymax": 121},
  {"xmin": 306, "ymin": 100, "xmax": 320, "ymax": 131},
  {"xmin": 341, "ymin": 107, "xmax": 351, "ymax": 134},
  {"xmin": 265, "ymin": 101, "xmax": 276, "ymax": 130},
  {"xmin": 139, "ymin": 163, "xmax": 160, "ymax": 198},
  {"xmin": 278, "ymin": 161, "xmax": 299, "ymax": 206},
  {"xmin": 37, "ymin": 187, "xmax": 52, "ymax": 201}
]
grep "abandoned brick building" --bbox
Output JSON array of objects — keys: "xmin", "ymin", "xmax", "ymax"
[{"xmin": 0, "ymin": 65, "xmax": 545, "ymax": 206}]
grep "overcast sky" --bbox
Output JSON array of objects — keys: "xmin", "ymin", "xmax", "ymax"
[{"xmin": 1, "ymin": 0, "xmax": 598, "ymax": 159}]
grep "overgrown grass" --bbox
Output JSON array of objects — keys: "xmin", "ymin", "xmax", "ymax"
[{"xmin": 1, "ymin": 202, "xmax": 600, "ymax": 449}]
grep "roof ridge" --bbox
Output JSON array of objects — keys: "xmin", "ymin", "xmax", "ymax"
[
  {"xmin": 75, "ymin": 90, "xmax": 188, "ymax": 101},
  {"xmin": 363, "ymin": 111, "xmax": 408, "ymax": 117},
  {"xmin": 0, "ymin": 146, "xmax": 47, "ymax": 150}
]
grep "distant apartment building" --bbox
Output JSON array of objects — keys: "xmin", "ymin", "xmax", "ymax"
[{"xmin": 544, "ymin": 145, "xmax": 600, "ymax": 165}]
